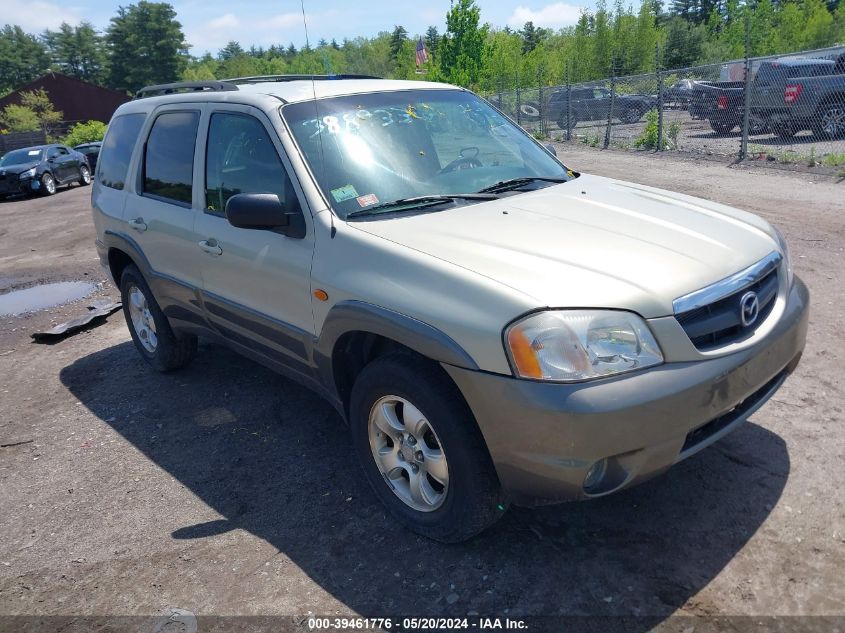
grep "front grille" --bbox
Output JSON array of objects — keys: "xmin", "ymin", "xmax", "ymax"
[{"xmin": 676, "ymin": 267, "xmax": 778, "ymax": 351}]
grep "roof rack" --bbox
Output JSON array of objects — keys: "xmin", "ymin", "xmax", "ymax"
[
  {"xmin": 134, "ymin": 80, "xmax": 238, "ymax": 99},
  {"xmin": 226, "ymin": 74, "xmax": 381, "ymax": 84}
]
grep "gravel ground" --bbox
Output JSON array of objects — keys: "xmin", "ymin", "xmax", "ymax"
[{"xmin": 0, "ymin": 150, "xmax": 843, "ymax": 630}]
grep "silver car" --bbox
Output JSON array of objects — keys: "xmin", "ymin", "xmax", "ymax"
[{"xmin": 92, "ymin": 76, "xmax": 808, "ymax": 542}]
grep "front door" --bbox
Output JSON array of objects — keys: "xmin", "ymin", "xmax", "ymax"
[{"xmin": 194, "ymin": 105, "xmax": 315, "ymax": 375}]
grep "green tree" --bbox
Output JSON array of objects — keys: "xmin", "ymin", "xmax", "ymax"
[
  {"xmin": 425, "ymin": 26, "xmax": 441, "ymax": 60},
  {"xmin": 62, "ymin": 120, "xmax": 107, "ymax": 146},
  {"xmin": 218, "ymin": 41, "xmax": 244, "ymax": 61},
  {"xmin": 389, "ymin": 25, "xmax": 409, "ymax": 61},
  {"xmin": 436, "ymin": 0, "xmax": 488, "ymax": 87},
  {"xmin": 663, "ymin": 15, "xmax": 704, "ymax": 67},
  {"xmin": 42, "ymin": 22, "xmax": 106, "ymax": 84},
  {"xmin": 0, "ymin": 25, "xmax": 51, "ymax": 95},
  {"xmin": 0, "ymin": 89, "xmax": 62, "ymax": 135},
  {"xmin": 106, "ymin": 2, "xmax": 188, "ymax": 94},
  {"xmin": 0, "ymin": 104, "xmax": 40, "ymax": 132},
  {"xmin": 520, "ymin": 21, "xmax": 547, "ymax": 53}
]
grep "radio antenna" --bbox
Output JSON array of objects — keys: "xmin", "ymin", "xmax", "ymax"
[{"xmin": 299, "ymin": 0, "xmax": 334, "ymax": 236}]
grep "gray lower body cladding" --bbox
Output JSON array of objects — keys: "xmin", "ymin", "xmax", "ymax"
[{"xmin": 444, "ymin": 277, "xmax": 809, "ymax": 506}]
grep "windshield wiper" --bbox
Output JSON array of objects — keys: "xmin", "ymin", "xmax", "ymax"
[
  {"xmin": 346, "ymin": 193, "xmax": 499, "ymax": 219},
  {"xmin": 477, "ymin": 176, "xmax": 569, "ymax": 193}
]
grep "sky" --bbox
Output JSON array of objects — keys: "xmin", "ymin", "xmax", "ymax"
[{"xmin": 4, "ymin": 0, "xmax": 593, "ymax": 55}]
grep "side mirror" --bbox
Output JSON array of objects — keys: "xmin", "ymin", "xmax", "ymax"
[
  {"xmin": 225, "ymin": 193, "xmax": 306, "ymax": 238},
  {"xmin": 544, "ymin": 143, "xmax": 557, "ymax": 157}
]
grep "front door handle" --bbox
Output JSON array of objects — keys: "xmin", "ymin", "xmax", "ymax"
[
  {"xmin": 128, "ymin": 217, "xmax": 147, "ymax": 232},
  {"xmin": 198, "ymin": 239, "xmax": 222, "ymax": 256}
]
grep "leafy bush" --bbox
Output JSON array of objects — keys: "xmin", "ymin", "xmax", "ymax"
[
  {"xmin": 63, "ymin": 120, "xmax": 107, "ymax": 147},
  {"xmin": 634, "ymin": 108, "xmax": 659, "ymax": 149}
]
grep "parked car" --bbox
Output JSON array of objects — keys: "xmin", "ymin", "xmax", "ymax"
[
  {"xmin": 74, "ymin": 141, "xmax": 102, "ymax": 173},
  {"xmin": 94, "ymin": 76, "xmax": 808, "ymax": 542},
  {"xmin": 545, "ymin": 86, "xmax": 657, "ymax": 130},
  {"xmin": 0, "ymin": 143, "xmax": 91, "ymax": 199},
  {"xmin": 662, "ymin": 78, "xmax": 698, "ymax": 109},
  {"xmin": 750, "ymin": 55, "xmax": 845, "ymax": 139}
]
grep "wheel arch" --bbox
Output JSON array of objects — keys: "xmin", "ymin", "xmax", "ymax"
[{"xmin": 316, "ymin": 301, "xmax": 479, "ymax": 418}]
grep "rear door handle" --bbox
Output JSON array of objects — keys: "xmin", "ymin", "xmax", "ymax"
[
  {"xmin": 198, "ymin": 239, "xmax": 222, "ymax": 256},
  {"xmin": 128, "ymin": 217, "xmax": 147, "ymax": 232}
]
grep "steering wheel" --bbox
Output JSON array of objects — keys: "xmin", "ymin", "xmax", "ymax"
[{"xmin": 440, "ymin": 147, "xmax": 483, "ymax": 174}]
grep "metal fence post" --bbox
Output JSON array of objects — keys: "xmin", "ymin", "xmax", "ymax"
[
  {"xmin": 538, "ymin": 65, "xmax": 546, "ymax": 137},
  {"xmin": 740, "ymin": 11, "xmax": 752, "ymax": 160},
  {"xmin": 566, "ymin": 64, "xmax": 572, "ymax": 141},
  {"xmin": 656, "ymin": 44, "xmax": 664, "ymax": 151},
  {"xmin": 604, "ymin": 60, "xmax": 616, "ymax": 149},
  {"xmin": 516, "ymin": 80, "xmax": 522, "ymax": 127}
]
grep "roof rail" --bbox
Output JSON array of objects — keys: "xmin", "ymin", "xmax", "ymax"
[
  {"xmin": 226, "ymin": 74, "xmax": 381, "ymax": 84},
  {"xmin": 134, "ymin": 80, "xmax": 239, "ymax": 99}
]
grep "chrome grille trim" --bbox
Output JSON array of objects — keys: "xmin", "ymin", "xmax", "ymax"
[{"xmin": 672, "ymin": 251, "xmax": 782, "ymax": 315}]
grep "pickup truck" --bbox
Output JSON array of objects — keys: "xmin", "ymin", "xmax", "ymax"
[
  {"xmin": 751, "ymin": 55, "xmax": 845, "ymax": 139},
  {"xmin": 690, "ymin": 56, "xmax": 845, "ymax": 139}
]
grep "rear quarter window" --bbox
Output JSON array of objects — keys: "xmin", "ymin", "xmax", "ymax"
[{"xmin": 98, "ymin": 113, "xmax": 146, "ymax": 190}]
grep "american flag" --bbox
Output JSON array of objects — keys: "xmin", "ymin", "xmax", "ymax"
[{"xmin": 415, "ymin": 37, "xmax": 429, "ymax": 66}]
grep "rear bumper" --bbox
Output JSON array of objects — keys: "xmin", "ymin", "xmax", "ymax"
[{"xmin": 444, "ymin": 277, "xmax": 809, "ymax": 506}]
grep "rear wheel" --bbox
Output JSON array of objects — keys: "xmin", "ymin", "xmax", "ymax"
[
  {"xmin": 772, "ymin": 123, "xmax": 797, "ymax": 140},
  {"xmin": 40, "ymin": 173, "xmax": 56, "ymax": 196},
  {"xmin": 119, "ymin": 264, "xmax": 197, "ymax": 372},
  {"xmin": 621, "ymin": 106, "xmax": 642, "ymax": 124},
  {"xmin": 557, "ymin": 112, "xmax": 578, "ymax": 132},
  {"xmin": 350, "ymin": 352, "xmax": 506, "ymax": 542},
  {"xmin": 813, "ymin": 102, "xmax": 845, "ymax": 139}
]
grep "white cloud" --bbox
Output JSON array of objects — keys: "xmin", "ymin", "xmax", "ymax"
[
  {"xmin": 2, "ymin": 0, "xmax": 83, "ymax": 32},
  {"xmin": 507, "ymin": 3, "xmax": 583, "ymax": 28},
  {"xmin": 206, "ymin": 14, "xmax": 240, "ymax": 30}
]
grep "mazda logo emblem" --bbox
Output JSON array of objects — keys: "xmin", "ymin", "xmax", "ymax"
[{"xmin": 740, "ymin": 291, "xmax": 760, "ymax": 327}]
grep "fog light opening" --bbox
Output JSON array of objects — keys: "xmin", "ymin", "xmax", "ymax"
[{"xmin": 583, "ymin": 458, "xmax": 608, "ymax": 493}]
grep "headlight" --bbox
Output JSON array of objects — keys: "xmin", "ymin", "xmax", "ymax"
[
  {"xmin": 19, "ymin": 167, "xmax": 36, "ymax": 179},
  {"xmin": 773, "ymin": 226, "xmax": 794, "ymax": 288},
  {"xmin": 505, "ymin": 310, "xmax": 664, "ymax": 382}
]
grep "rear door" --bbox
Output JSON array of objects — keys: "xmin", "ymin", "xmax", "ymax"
[
  {"xmin": 194, "ymin": 104, "xmax": 315, "ymax": 374},
  {"xmin": 122, "ymin": 104, "xmax": 207, "ymax": 327}
]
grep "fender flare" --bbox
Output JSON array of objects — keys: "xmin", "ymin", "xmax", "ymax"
[{"xmin": 315, "ymin": 300, "xmax": 479, "ymax": 372}]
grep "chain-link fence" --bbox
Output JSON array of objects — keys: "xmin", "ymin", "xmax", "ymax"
[{"xmin": 486, "ymin": 44, "xmax": 845, "ymax": 171}]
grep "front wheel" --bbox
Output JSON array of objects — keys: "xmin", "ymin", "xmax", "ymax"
[
  {"xmin": 40, "ymin": 173, "xmax": 56, "ymax": 196},
  {"xmin": 78, "ymin": 164, "xmax": 91, "ymax": 186},
  {"xmin": 814, "ymin": 103, "xmax": 845, "ymax": 139},
  {"xmin": 621, "ymin": 106, "xmax": 642, "ymax": 124},
  {"xmin": 119, "ymin": 264, "xmax": 197, "ymax": 372},
  {"xmin": 350, "ymin": 352, "xmax": 506, "ymax": 542}
]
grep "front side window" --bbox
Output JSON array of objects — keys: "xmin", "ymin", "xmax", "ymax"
[
  {"xmin": 205, "ymin": 112, "xmax": 291, "ymax": 215},
  {"xmin": 282, "ymin": 89, "xmax": 569, "ymax": 219},
  {"xmin": 98, "ymin": 113, "xmax": 145, "ymax": 190},
  {"xmin": 143, "ymin": 111, "xmax": 199, "ymax": 205}
]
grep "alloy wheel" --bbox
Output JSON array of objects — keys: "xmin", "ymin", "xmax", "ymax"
[
  {"xmin": 368, "ymin": 395, "xmax": 449, "ymax": 512},
  {"xmin": 127, "ymin": 285, "xmax": 158, "ymax": 353},
  {"xmin": 821, "ymin": 106, "xmax": 845, "ymax": 137}
]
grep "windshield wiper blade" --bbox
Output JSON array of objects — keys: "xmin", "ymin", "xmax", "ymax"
[
  {"xmin": 346, "ymin": 193, "xmax": 498, "ymax": 218},
  {"xmin": 478, "ymin": 176, "xmax": 569, "ymax": 193}
]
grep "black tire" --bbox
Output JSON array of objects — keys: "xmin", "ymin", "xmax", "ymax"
[
  {"xmin": 40, "ymin": 172, "xmax": 56, "ymax": 196},
  {"xmin": 517, "ymin": 101, "xmax": 542, "ymax": 122},
  {"xmin": 813, "ymin": 102, "xmax": 845, "ymax": 139},
  {"xmin": 709, "ymin": 121, "xmax": 737, "ymax": 135},
  {"xmin": 78, "ymin": 164, "xmax": 91, "ymax": 186},
  {"xmin": 350, "ymin": 352, "xmax": 507, "ymax": 542},
  {"xmin": 556, "ymin": 112, "xmax": 578, "ymax": 132},
  {"xmin": 119, "ymin": 264, "xmax": 197, "ymax": 372}
]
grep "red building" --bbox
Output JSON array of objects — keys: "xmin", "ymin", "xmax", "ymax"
[{"xmin": 0, "ymin": 73, "xmax": 130, "ymax": 125}]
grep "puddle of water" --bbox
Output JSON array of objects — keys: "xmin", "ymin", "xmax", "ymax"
[{"xmin": 0, "ymin": 281, "xmax": 97, "ymax": 316}]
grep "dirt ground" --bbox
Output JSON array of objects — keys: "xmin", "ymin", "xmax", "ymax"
[{"xmin": 0, "ymin": 148, "xmax": 843, "ymax": 630}]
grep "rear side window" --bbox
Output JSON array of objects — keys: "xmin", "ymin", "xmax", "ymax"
[
  {"xmin": 98, "ymin": 113, "xmax": 145, "ymax": 190},
  {"xmin": 143, "ymin": 111, "xmax": 200, "ymax": 206},
  {"xmin": 204, "ymin": 112, "xmax": 291, "ymax": 215}
]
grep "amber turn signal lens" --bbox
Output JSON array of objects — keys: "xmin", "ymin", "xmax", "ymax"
[
  {"xmin": 507, "ymin": 327, "xmax": 543, "ymax": 379},
  {"xmin": 313, "ymin": 289, "xmax": 329, "ymax": 301}
]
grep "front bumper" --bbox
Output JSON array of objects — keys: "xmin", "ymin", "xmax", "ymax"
[
  {"xmin": 0, "ymin": 175, "xmax": 36, "ymax": 196},
  {"xmin": 444, "ymin": 277, "xmax": 809, "ymax": 506}
]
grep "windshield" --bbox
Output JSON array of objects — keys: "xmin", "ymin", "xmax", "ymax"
[
  {"xmin": 0, "ymin": 148, "xmax": 43, "ymax": 166},
  {"xmin": 282, "ymin": 89, "xmax": 571, "ymax": 219}
]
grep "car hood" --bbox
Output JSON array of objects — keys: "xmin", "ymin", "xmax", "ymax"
[
  {"xmin": 0, "ymin": 161, "xmax": 38, "ymax": 175},
  {"xmin": 348, "ymin": 174, "xmax": 780, "ymax": 318}
]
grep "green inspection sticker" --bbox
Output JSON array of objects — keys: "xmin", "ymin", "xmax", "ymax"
[{"xmin": 331, "ymin": 184, "xmax": 359, "ymax": 203}]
